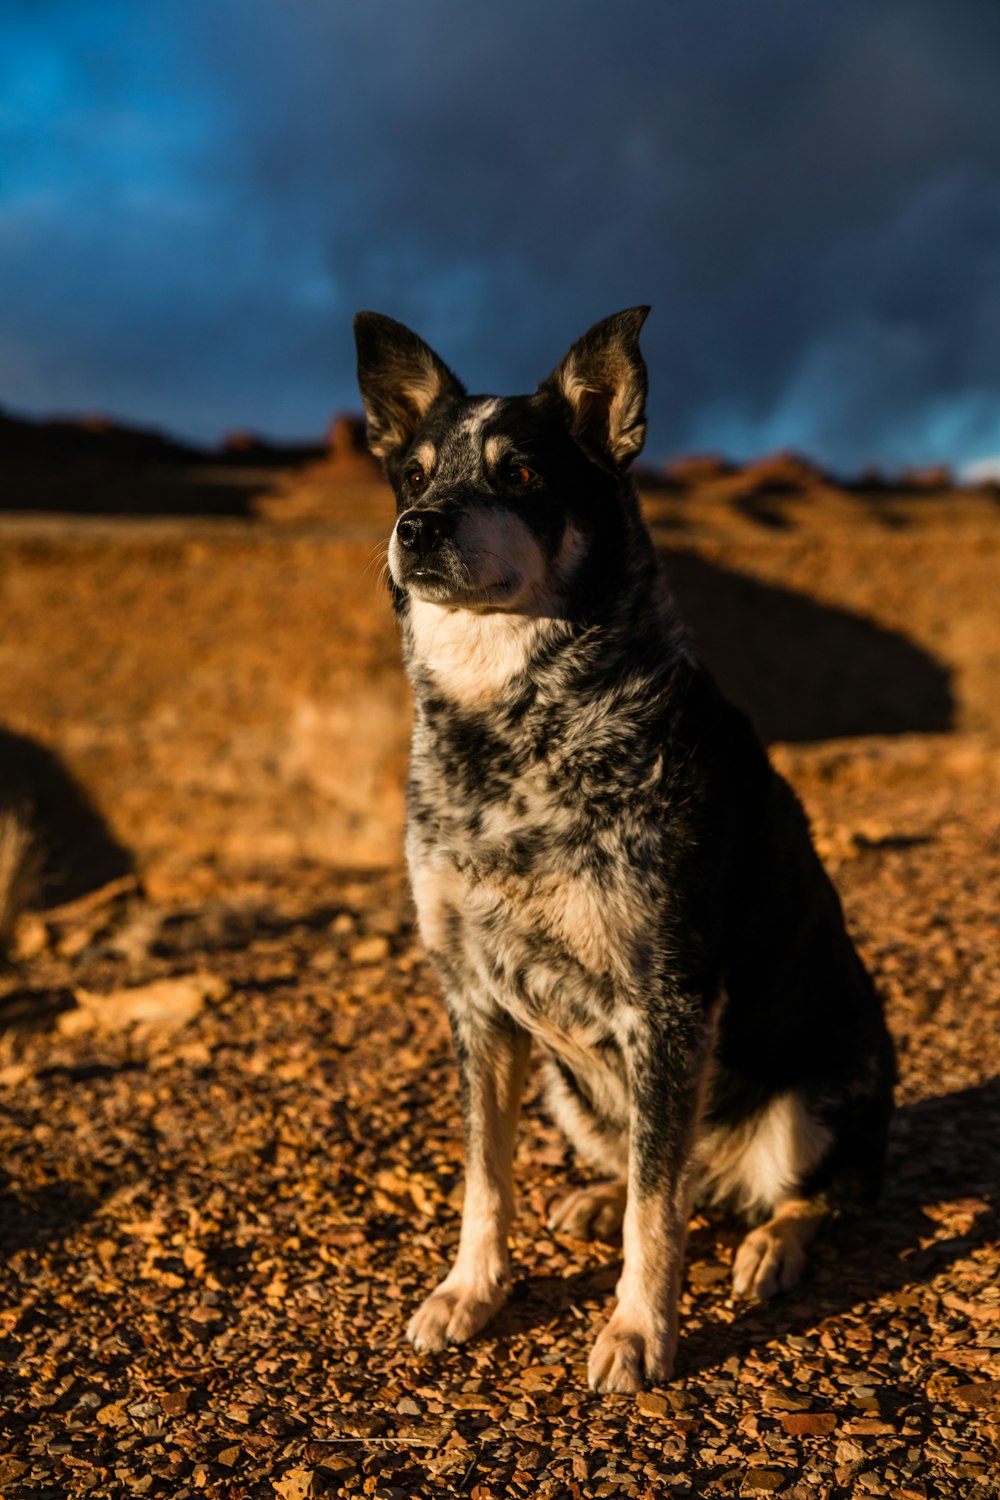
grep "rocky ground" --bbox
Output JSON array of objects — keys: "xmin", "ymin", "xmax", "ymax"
[
  {"xmin": 0, "ymin": 442, "xmax": 998, "ymax": 1496},
  {"xmin": 0, "ymin": 752, "xmax": 997, "ymax": 1499}
]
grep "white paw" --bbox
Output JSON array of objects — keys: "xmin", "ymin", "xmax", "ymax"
[
  {"xmin": 587, "ymin": 1306, "xmax": 676, "ymax": 1393},
  {"xmin": 732, "ymin": 1222, "xmax": 807, "ymax": 1300},
  {"xmin": 406, "ymin": 1277, "xmax": 508, "ymax": 1353},
  {"xmin": 548, "ymin": 1180, "xmax": 626, "ymax": 1240}
]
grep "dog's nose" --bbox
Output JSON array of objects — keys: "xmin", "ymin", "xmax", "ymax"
[{"xmin": 396, "ymin": 509, "xmax": 455, "ymax": 559}]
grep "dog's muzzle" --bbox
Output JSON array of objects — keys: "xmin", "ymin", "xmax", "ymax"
[{"xmin": 395, "ymin": 509, "xmax": 456, "ymax": 560}]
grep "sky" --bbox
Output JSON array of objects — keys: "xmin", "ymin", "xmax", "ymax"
[{"xmin": 2, "ymin": 0, "xmax": 1000, "ymax": 472}]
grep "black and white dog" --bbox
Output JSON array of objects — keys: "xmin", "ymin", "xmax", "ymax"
[{"xmin": 354, "ymin": 307, "xmax": 895, "ymax": 1393}]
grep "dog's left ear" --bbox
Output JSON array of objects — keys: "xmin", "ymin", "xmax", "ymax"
[
  {"xmin": 354, "ymin": 312, "xmax": 466, "ymax": 461},
  {"xmin": 540, "ymin": 307, "xmax": 650, "ymax": 469}
]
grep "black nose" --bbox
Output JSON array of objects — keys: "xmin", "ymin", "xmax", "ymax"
[{"xmin": 396, "ymin": 509, "xmax": 455, "ymax": 559}]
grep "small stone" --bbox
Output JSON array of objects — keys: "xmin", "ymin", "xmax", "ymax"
[
  {"xmin": 189, "ymin": 1304, "xmax": 222, "ymax": 1324},
  {"xmin": 636, "ymin": 1392, "xmax": 670, "ymax": 1416},
  {"xmin": 127, "ymin": 1400, "xmax": 160, "ymax": 1419},
  {"xmin": 780, "ymin": 1412, "xmax": 837, "ymax": 1436},
  {"xmin": 96, "ymin": 1401, "xmax": 130, "ymax": 1428},
  {"xmin": 273, "ymin": 1469, "xmax": 333, "ymax": 1499},
  {"xmin": 218, "ymin": 1445, "xmax": 241, "ymax": 1467},
  {"xmin": 350, "ymin": 935, "xmax": 390, "ymax": 964},
  {"xmin": 952, "ymin": 1381, "xmax": 1000, "ymax": 1409},
  {"xmin": 741, "ymin": 1470, "xmax": 787, "ymax": 1493},
  {"xmin": 762, "ymin": 1389, "xmax": 811, "ymax": 1412},
  {"xmin": 344, "ymin": 1415, "xmax": 389, "ymax": 1439},
  {"xmin": 160, "ymin": 1391, "xmax": 191, "ymax": 1416}
]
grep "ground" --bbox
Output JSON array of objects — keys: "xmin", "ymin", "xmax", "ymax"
[{"xmin": 0, "ymin": 455, "xmax": 998, "ymax": 1497}]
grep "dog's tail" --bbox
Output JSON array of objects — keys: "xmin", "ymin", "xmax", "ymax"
[{"xmin": 0, "ymin": 805, "xmax": 39, "ymax": 963}]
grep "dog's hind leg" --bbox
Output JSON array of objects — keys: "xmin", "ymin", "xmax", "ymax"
[
  {"xmin": 407, "ymin": 1004, "xmax": 531, "ymax": 1354},
  {"xmin": 541, "ymin": 1057, "xmax": 629, "ymax": 1238},
  {"xmin": 549, "ymin": 1179, "xmax": 627, "ymax": 1240},
  {"xmin": 732, "ymin": 1196, "xmax": 827, "ymax": 1299}
]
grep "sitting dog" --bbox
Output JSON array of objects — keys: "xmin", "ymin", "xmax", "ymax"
[{"xmin": 354, "ymin": 307, "xmax": 896, "ymax": 1393}]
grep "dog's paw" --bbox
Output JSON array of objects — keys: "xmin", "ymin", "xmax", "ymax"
[
  {"xmin": 732, "ymin": 1221, "xmax": 807, "ymax": 1300},
  {"xmin": 406, "ymin": 1277, "xmax": 508, "ymax": 1354},
  {"xmin": 548, "ymin": 1180, "xmax": 627, "ymax": 1240},
  {"xmin": 587, "ymin": 1307, "xmax": 676, "ymax": 1394}
]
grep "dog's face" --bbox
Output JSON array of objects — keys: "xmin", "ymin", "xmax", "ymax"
[{"xmin": 354, "ymin": 308, "xmax": 650, "ymax": 613}]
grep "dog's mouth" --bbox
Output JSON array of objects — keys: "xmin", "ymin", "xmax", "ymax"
[
  {"xmin": 403, "ymin": 566, "xmax": 520, "ymax": 607},
  {"xmin": 388, "ymin": 537, "xmax": 518, "ymax": 605}
]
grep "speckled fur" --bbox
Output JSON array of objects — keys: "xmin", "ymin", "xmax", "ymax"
[{"xmin": 355, "ymin": 308, "xmax": 896, "ymax": 1391}]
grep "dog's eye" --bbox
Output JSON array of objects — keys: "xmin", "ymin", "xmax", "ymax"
[
  {"xmin": 406, "ymin": 467, "xmax": 425, "ymax": 492},
  {"xmin": 506, "ymin": 462, "xmax": 534, "ymax": 487}
]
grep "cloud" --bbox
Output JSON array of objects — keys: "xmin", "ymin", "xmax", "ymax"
[{"xmin": 2, "ymin": 0, "xmax": 1000, "ymax": 467}]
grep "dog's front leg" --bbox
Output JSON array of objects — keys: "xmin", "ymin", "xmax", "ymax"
[
  {"xmin": 407, "ymin": 1004, "xmax": 531, "ymax": 1354},
  {"xmin": 588, "ymin": 1002, "xmax": 714, "ymax": 1393}
]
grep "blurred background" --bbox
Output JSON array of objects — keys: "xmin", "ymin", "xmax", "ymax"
[{"xmin": 1, "ymin": 0, "xmax": 999, "ymax": 897}]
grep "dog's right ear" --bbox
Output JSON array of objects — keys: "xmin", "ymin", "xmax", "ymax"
[{"xmin": 354, "ymin": 313, "xmax": 465, "ymax": 461}]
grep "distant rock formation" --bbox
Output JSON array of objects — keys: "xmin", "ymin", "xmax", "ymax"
[
  {"xmin": 664, "ymin": 454, "xmax": 735, "ymax": 486},
  {"xmin": 0, "ymin": 407, "xmax": 323, "ymax": 515},
  {"xmin": 0, "ymin": 402, "xmax": 970, "ymax": 521},
  {"xmin": 323, "ymin": 414, "xmax": 381, "ymax": 480},
  {"xmin": 897, "ymin": 464, "xmax": 953, "ymax": 491},
  {"xmin": 729, "ymin": 451, "xmax": 830, "ymax": 498},
  {"xmin": 250, "ymin": 413, "xmax": 383, "ymax": 522},
  {"xmin": 0, "ymin": 407, "xmax": 203, "ymax": 469}
]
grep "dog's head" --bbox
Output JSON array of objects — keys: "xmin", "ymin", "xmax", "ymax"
[{"xmin": 354, "ymin": 308, "xmax": 650, "ymax": 613}]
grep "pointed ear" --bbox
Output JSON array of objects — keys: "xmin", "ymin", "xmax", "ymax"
[
  {"xmin": 540, "ymin": 306, "xmax": 650, "ymax": 469},
  {"xmin": 354, "ymin": 312, "xmax": 465, "ymax": 461}
]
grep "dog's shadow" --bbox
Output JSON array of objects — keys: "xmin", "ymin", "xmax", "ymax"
[
  {"xmin": 660, "ymin": 550, "xmax": 955, "ymax": 742},
  {"xmin": 498, "ymin": 1078, "xmax": 998, "ymax": 1375}
]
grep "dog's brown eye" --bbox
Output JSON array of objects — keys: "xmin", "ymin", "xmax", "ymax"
[
  {"xmin": 508, "ymin": 462, "xmax": 534, "ymax": 486},
  {"xmin": 407, "ymin": 467, "xmax": 425, "ymax": 492}
]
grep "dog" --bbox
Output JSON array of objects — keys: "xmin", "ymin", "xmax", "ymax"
[{"xmin": 354, "ymin": 306, "xmax": 896, "ymax": 1393}]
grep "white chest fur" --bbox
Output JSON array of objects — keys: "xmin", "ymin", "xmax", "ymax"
[{"xmin": 407, "ymin": 600, "xmax": 557, "ymax": 708}]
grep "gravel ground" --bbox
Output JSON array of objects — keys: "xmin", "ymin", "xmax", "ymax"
[{"xmin": 0, "ymin": 761, "xmax": 997, "ymax": 1499}]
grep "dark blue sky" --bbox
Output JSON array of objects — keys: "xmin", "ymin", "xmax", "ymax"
[{"xmin": 2, "ymin": 0, "xmax": 1000, "ymax": 470}]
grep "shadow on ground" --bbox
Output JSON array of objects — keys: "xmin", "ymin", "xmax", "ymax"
[
  {"xmin": 0, "ymin": 1167, "xmax": 114, "ymax": 1260},
  {"xmin": 0, "ymin": 728, "xmax": 133, "ymax": 906},
  {"xmin": 499, "ymin": 1077, "xmax": 998, "ymax": 1377},
  {"xmin": 662, "ymin": 550, "xmax": 955, "ymax": 742}
]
